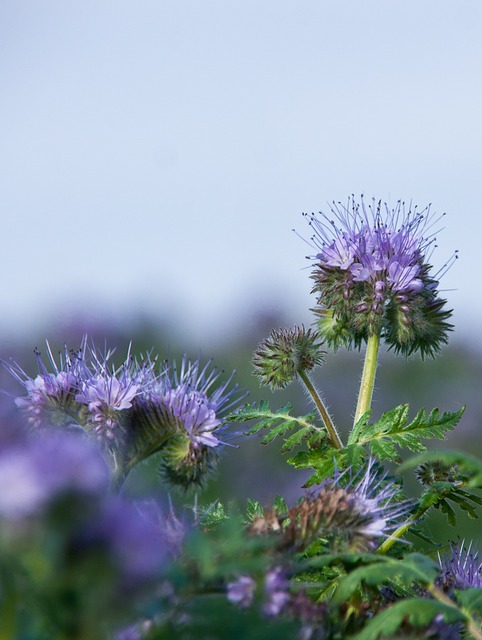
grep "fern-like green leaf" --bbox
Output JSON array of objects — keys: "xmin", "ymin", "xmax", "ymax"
[
  {"xmin": 348, "ymin": 405, "xmax": 464, "ymax": 462},
  {"xmin": 227, "ymin": 401, "xmax": 321, "ymax": 449},
  {"xmin": 288, "ymin": 444, "xmax": 366, "ymax": 487}
]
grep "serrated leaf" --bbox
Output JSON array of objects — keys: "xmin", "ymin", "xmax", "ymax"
[
  {"xmin": 349, "ymin": 598, "xmax": 465, "ymax": 640},
  {"xmin": 228, "ymin": 401, "xmax": 321, "ymax": 452},
  {"xmin": 273, "ymin": 495, "xmax": 288, "ymax": 516},
  {"xmin": 333, "ymin": 554, "xmax": 439, "ymax": 604},
  {"xmin": 198, "ymin": 502, "xmax": 229, "ymax": 527},
  {"xmin": 246, "ymin": 498, "xmax": 264, "ymax": 522},
  {"xmin": 287, "ymin": 444, "xmax": 365, "ymax": 487},
  {"xmin": 349, "ymin": 405, "xmax": 464, "ymax": 462}
]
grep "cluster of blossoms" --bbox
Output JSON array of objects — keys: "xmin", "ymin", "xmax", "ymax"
[
  {"xmin": 248, "ymin": 460, "xmax": 412, "ymax": 553},
  {"xmin": 3, "ymin": 338, "xmax": 246, "ymax": 489},
  {"xmin": 304, "ymin": 195, "xmax": 455, "ymax": 356}
]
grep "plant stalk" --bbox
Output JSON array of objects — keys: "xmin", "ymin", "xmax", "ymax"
[
  {"xmin": 298, "ymin": 369, "xmax": 343, "ymax": 449},
  {"xmin": 354, "ymin": 332, "xmax": 381, "ymax": 426}
]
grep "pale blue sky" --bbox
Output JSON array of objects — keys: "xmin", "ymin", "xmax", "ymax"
[{"xmin": 1, "ymin": 1, "xmax": 481, "ymax": 344}]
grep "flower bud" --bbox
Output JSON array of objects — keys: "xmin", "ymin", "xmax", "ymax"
[{"xmin": 253, "ymin": 326, "xmax": 325, "ymax": 390}]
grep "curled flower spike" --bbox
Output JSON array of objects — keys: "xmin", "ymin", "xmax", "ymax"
[
  {"xmin": 249, "ymin": 460, "xmax": 412, "ymax": 553},
  {"xmin": 303, "ymin": 195, "xmax": 456, "ymax": 357},
  {"xmin": 130, "ymin": 355, "xmax": 247, "ymax": 490},
  {"xmin": 253, "ymin": 326, "xmax": 325, "ymax": 390}
]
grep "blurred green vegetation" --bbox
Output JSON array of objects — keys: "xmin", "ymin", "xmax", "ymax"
[{"xmin": 1, "ymin": 309, "xmax": 480, "ymax": 547}]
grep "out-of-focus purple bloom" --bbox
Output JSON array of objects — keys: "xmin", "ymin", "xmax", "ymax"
[
  {"xmin": 92, "ymin": 498, "xmax": 168, "ymax": 587},
  {"xmin": 114, "ymin": 620, "xmax": 153, "ymax": 640},
  {"xmin": 227, "ymin": 575, "xmax": 256, "ymax": 608},
  {"xmin": 438, "ymin": 541, "xmax": 482, "ymax": 593},
  {"xmin": 263, "ymin": 567, "xmax": 290, "ymax": 616},
  {"xmin": 0, "ymin": 431, "xmax": 109, "ymax": 519}
]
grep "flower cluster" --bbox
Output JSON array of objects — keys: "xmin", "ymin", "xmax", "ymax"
[
  {"xmin": 3, "ymin": 339, "xmax": 246, "ymax": 490},
  {"xmin": 248, "ymin": 460, "xmax": 411, "ymax": 553},
  {"xmin": 304, "ymin": 196, "xmax": 455, "ymax": 356}
]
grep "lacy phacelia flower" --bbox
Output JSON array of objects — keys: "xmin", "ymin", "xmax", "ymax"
[
  {"xmin": 131, "ymin": 356, "xmax": 247, "ymax": 490},
  {"xmin": 3, "ymin": 342, "xmax": 85, "ymax": 428},
  {"xmin": 249, "ymin": 460, "xmax": 411, "ymax": 552},
  {"xmin": 304, "ymin": 196, "xmax": 455, "ymax": 357},
  {"xmin": 253, "ymin": 326, "xmax": 325, "ymax": 389},
  {"xmin": 437, "ymin": 541, "xmax": 482, "ymax": 594},
  {"xmin": 74, "ymin": 342, "xmax": 155, "ymax": 444}
]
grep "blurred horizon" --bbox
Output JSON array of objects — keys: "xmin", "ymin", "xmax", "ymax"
[{"xmin": 1, "ymin": 1, "xmax": 482, "ymax": 344}]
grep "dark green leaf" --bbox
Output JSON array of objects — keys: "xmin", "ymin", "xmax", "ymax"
[{"xmin": 349, "ymin": 598, "xmax": 465, "ymax": 640}]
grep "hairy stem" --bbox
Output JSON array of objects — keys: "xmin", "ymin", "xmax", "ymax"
[
  {"xmin": 354, "ymin": 332, "xmax": 381, "ymax": 426},
  {"xmin": 298, "ymin": 369, "xmax": 343, "ymax": 449}
]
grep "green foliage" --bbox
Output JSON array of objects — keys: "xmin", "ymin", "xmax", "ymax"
[
  {"xmin": 400, "ymin": 449, "xmax": 482, "ymax": 489},
  {"xmin": 228, "ymin": 400, "xmax": 323, "ymax": 451},
  {"xmin": 332, "ymin": 553, "xmax": 439, "ymax": 603},
  {"xmin": 349, "ymin": 598, "xmax": 466, "ymax": 640},
  {"xmin": 455, "ymin": 587, "xmax": 482, "ymax": 615},
  {"xmin": 348, "ymin": 405, "xmax": 464, "ymax": 463}
]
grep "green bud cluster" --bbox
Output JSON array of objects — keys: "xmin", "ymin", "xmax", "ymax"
[{"xmin": 252, "ymin": 326, "xmax": 325, "ymax": 389}]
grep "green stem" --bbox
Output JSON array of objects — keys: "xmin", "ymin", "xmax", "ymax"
[
  {"xmin": 377, "ymin": 499, "xmax": 434, "ymax": 555},
  {"xmin": 354, "ymin": 333, "xmax": 381, "ymax": 426},
  {"xmin": 298, "ymin": 369, "xmax": 343, "ymax": 449}
]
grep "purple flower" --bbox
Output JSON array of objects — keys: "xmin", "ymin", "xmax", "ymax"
[
  {"xmin": 75, "ymin": 342, "xmax": 154, "ymax": 442},
  {"xmin": 0, "ymin": 431, "xmax": 109, "ymax": 519},
  {"xmin": 249, "ymin": 460, "xmax": 412, "ymax": 552},
  {"xmin": 438, "ymin": 541, "xmax": 482, "ymax": 593},
  {"xmin": 303, "ymin": 196, "xmax": 455, "ymax": 356},
  {"xmin": 337, "ymin": 459, "xmax": 412, "ymax": 540},
  {"xmin": 156, "ymin": 355, "xmax": 245, "ymax": 448},
  {"xmin": 263, "ymin": 567, "xmax": 290, "ymax": 616},
  {"xmin": 227, "ymin": 575, "xmax": 256, "ymax": 608},
  {"xmin": 130, "ymin": 355, "xmax": 247, "ymax": 489},
  {"xmin": 92, "ymin": 498, "xmax": 168, "ymax": 587},
  {"xmin": 3, "ymin": 342, "xmax": 85, "ymax": 428}
]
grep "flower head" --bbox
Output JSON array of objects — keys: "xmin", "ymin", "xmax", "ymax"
[
  {"xmin": 131, "ymin": 355, "xmax": 247, "ymax": 490},
  {"xmin": 75, "ymin": 342, "xmax": 154, "ymax": 444},
  {"xmin": 303, "ymin": 196, "xmax": 455, "ymax": 357},
  {"xmin": 3, "ymin": 341, "xmax": 86, "ymax": 428},
  {"xmin": 249, "ymin": 460, "xmax": 411, "ymax": 552},
  {"xmin": 438, "ymin": 541, "xmax": 482, "ymax": 594}
]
